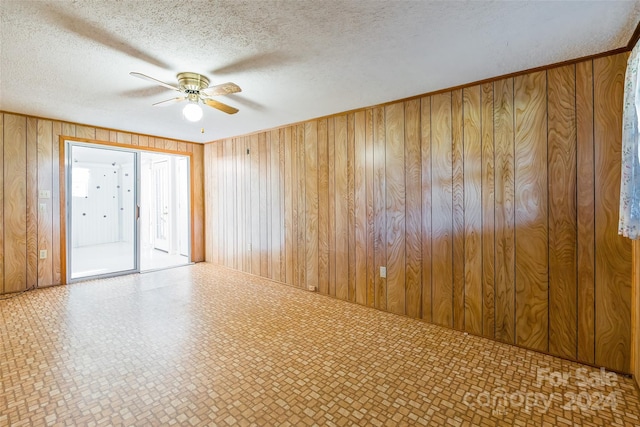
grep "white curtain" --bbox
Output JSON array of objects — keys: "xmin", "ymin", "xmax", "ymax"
[{"xmin": 619, "ymin": 43, "xmax": 640, "ymax": 239}]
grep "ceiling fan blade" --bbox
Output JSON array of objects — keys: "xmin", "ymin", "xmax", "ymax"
[
  {"xmin": 152, "ymin": 96, "xmax": 186, "ymax": 106},
  {"xmin": 200, "ymin": 82, "xmax": 242, "ymax": 97},
  {"xmin": 203, "ymin": 99, "xmax": 239, "ymax": 114},
  {"xmin": 130, "ymin": 72, "xmax": 179, "ymax": 91}
]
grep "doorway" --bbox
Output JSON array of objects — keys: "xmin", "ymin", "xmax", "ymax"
[
  {"xmin": 139, "ymin": 152, "xmax": 190, "ymax": 271},
  {"xmin": 66, "ymin": 141, "xmax": 190, "ymax": 281}
]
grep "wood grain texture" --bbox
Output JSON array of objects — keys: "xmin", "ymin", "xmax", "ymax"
[
  {"xmin": 385, "ymin": 102, "xmax": 406, "ymax": 315},
  {"xmin": 236, "ymin": 138, "xmax": 246, "ymax": 272},
  {"xmin": 305, "ymin": 122, "xmax": 319, "ymax": 290},
  {"xmin": 250, "ymin": 135, "xmax": 261, "ymax": 276},
  {"xmin": 197, "ymin": 52, "xmax": 632, "ymax": 372},
  {"xmin": 317, "ymin": 119, "xmax": 329, "ymax": 295},
  {"xmin": 452, "ymin": 89, "xmax": 465, "ymax": 330},
  {"xmin": 421, "ymin": 97, "xmax": 432, "ymax": 323},
  {"xmin": 328, "ymin": 118, "xmax": 336, "ymax": 296},
  {"xmin": 259, "ymin": 134, "xmax": 269, "ymax": 276},
  {"xmin": 481, "ymin": 82, "xmax": 495, "ymax": 339},
  {"xmin": 494, "ymin": 78, "xmax": 516, "ymax": 344},
  {"xmin": 296, "ymin": 124, "xmax": 306, "ymax": 288},
  {"xmin": 634, "ymin": 242, "xmax": 640, "ymax": 388},
  {"xmin": 373, "ymin": 107, "xmax": 386, "ymax": 310},
  {"xmin": 365, "ymin": 109, "xmax": 375, "ymax": 307},
  {"xmin": 192, "ymin": 144, "xmax": 205, "ymax": 262},
  {"xmin": 431, "ymin": 93, "xmax": 453, "ymax": 327},
  {"xmin": 594, "ymin": 54, "xmax": 632, "ymax": 372},
  {"xmin": 354, "ymin": 111, "xmax": 368, "ymax": 305},
  {"xmin": 37, "ymin": 120, "xmax": 53, "ymax": 288},
  {"xmin": 514, "ymin": 70, "xmax": 548, "ymax": 352},
  {"xmin": 404, "ymin": 99, "xmax": 422, "ymax": 318},
  {"xmin": 52, "ymin": 121, "xmax": 62, "ymax": 285},
  {"xmin": 3, "ymin": 114, "xmax": 27, "ymax": 293},
  {"xmin": 26, "ymin": 118, "xmax": 38, "ymax": 289},
  {"xmin": 462, "ymin": 86, "xmax": 483, "ymax": 336},
  {"xmin": 547, "ymin": 65, "xmax": 577, "ymax": 359},
  {"xmin": 576, "ymin": 60, "xmax": 596, "ymax": 364},
  {"xmin": 271, "ymin": 130, "xmax": 283, "ymax": 282},
  {"xmin": 283, "ymin": 128, "xmax": 294, "ymax": 285},
  {"xmin": 335, "ymin": 115, "xmax": 349, "ymax": 299},
  {"xmin": 347, "ymin": 114, "xmax": 356, "ymax": 302},
  {"xmin": 0, "ymin": 115, "xmax": 3, "ymax": 293}
]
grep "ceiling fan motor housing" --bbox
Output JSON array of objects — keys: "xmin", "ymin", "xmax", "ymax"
[{"xmin": 177, "ymin": 72, "xmax": 210, "ymax": 101}]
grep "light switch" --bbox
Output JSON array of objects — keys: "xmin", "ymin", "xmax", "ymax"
[
  {"xmin": 39, "ymin": 249, "xmax": 47, "ymax": 259},
  {"xmin": 39, "ymin": 203, "xmax": 47, "ymax": 213},
  {"xmin": 380, "ymin": 266, "xmax": 387, "ymax": 278},
  {"xmin": 39, "ymin": 190, "xmax": 51, "ymax": 199}
]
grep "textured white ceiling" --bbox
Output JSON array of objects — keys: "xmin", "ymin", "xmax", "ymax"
[{"xmin": 1, "ymin": 1, "xmax": 639, "ymax": 143}]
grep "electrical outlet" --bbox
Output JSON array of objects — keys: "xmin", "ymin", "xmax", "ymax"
[
  {"xmin": 380, "ymin": 266, "xmax": 387, "ymax": 278},
  {"xmin": 39, "ymin": 190, "xmax": 51, "ymax": 199},
  {"xmin": 39, "ymin": 249, "xmax": 47, "ymax": 259},
  {"xmin": 247, "ymin": 243, "xmax": 251, "ymax": 251},
  {"xmin": 307, "ymin": 285, "xmax": 317, "ymax": 292}
]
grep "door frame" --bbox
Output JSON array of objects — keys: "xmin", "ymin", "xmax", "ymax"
[{"xmin": 60, "ymin": 136, "xmax": 195, "ymax": 284}]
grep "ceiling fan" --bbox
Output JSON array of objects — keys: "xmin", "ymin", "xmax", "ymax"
[{"xmin": 130, "ymin": 71, "xmax": 241, "ymax": 121}]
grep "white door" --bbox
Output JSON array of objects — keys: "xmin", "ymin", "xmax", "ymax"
[{"xmin": 153, "ymin": 160, "xmax": 170, "ymax": 252}]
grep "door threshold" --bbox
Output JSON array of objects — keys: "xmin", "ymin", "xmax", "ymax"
[{"xmin": 140, "ymin": 262, "xmax": 194, "ymax": 274}]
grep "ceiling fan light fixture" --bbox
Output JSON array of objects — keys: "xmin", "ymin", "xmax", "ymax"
[{"xmin": 183, "ymin": 102, "xmax": 203, "ymax": 122}]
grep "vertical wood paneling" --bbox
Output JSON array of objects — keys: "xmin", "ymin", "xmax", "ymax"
[
  {"xmin": 26, "ymin": 118, "xmax": 38, "ymax": 289},
  {"xmin": 354, "ymin": 111, "xmax": 368, "ymax": 305},
  {"xmin": 481, "ymin": 83, "xmax": 495, "ymax": 339},
  {"xmin": 196, "ymin": 52, "xmax": 631, "ymax": 373},
  {"xmin": 514, "ymin": 70, "xmax": 548, "ymax": 352},
  {"xmin": 75, "ymin": 125, "xmax": 95, "ymax": 140},
  {"xmin": 318, "ymin": 119, "xmax": 329, "ymax": 294},
  {"xmin": 405, "ymin": 100, "xmax": 421, "ymax": 318},
  {"xmin": 271, "ymin": 130, "xmax": 283, "ymax": 282},
  {"xmin": 236, "ymin": 139, "xmax": 246, "ymax": 271},
  {"xmin": 335, "ymin": 116, "xmax": 349, "ymax": 299},
  {"xmin": 576, "ymin": 60, "xmax": 596, "ymax": 364},
  {"xmin": 0, "ymin": 116, "xmax": 3, "ymax": 293},
  {"xmin": 250, "ymin": 135, "xmax": 261, "ymax": 275},
  {"xmin": 3, "ymin": 114, "xmax": 27, "ymax": 293},
  {"xmin": 347, "ymin": 114, "xmax": 356, "ymax": 302},
  {"xmin": 421, "ymin": 97, "xmax": 432, "ymax": 322},
  {"xmin": 594, "ymin": 54, "xmax": 632, "ymax": 372},
  {"xmin": 385, "ymin": 103, "xmax": 406, "ymax": 315},
  {"xmin": 51, "ymin": 121, "xmax": 62, "ymax": 285},
  {"xmin": 431, "ymin": 93, "xmax": 453, "ymax": 327},
  {"xmin": 373, "ymin": 107, "xmax": 386, "ymax": 310},
  {"xmin": 284, "ymin": 128, "xmax": 294, "ymax": 284},
  {"xmin": 305, "ymin": 122, "xmax": 319, "ymax": 290},
  {"xmin": 452, "ymin": 89, "xmax": 465, "ymax": 330},
  {"xmin": 192, "ymin": 143, "xmax": 205, "ymax": 263},
  {"xmin": 365, "ymin": 109, "xmax": 375, "ymax": 307},
  {"xmin": 328, "ymin": 118, "xmax": 336, "ymax": 296},
  {"xmin": 463, "ymin": 86, "xmax": 483, "ymax": 335},
  {"xmin": 494, "ymin": 78, "xmax": 516, "ymax": 343},
  {"xmin": 296, "ymin": 124, "xmax": 306, "ymax": 288},
  {"xmin": 259, "ymin": 134, "xmax": 269, "ymax": 276},
  {"xmin": 548, "ymin": 65, "xmax": 577, "ymax": 359},
  {"xmin": 37, "ymin": 120, "xmax": 53, "ymax": 288}
]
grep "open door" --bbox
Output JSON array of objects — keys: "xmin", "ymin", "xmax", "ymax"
[{"xmin": 152, "ymin": 160, "xmax": 170, "ymax": 252}]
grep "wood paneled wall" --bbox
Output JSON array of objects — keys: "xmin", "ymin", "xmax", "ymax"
[
  {"xmin": 633, "ymin": 241, "xmax": 640, "ymax": 388},
  {"xmin": 205, "ymin": 52, "xmax": 632, "ymax": 373},
  {"xmin": 0, "ymin": 112, "xmax": 205, "ymax": 294}
]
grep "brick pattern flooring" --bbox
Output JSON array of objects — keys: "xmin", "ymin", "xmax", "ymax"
[{"xmin": 1, "ymin": 263, "xmax": 639, "ymax": 426}]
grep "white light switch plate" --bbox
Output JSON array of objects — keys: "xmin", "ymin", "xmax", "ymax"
[{"xmin": 380, "ymin": 266, "xmax": 387, "ymax": 278}]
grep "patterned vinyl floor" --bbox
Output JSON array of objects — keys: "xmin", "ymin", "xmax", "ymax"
[{"xmin": 1, "ymin": 263, "xmax": 639, "ymax": 426}]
